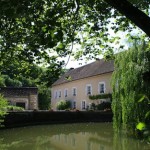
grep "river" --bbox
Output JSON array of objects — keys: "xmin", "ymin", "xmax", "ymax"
[{"xmin": 0, "ymin": 123, "xmax": 149, "ymax": 150}]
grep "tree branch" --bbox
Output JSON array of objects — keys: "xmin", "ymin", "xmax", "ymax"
[{"xmin": 105, "ymin": 0, "xmax": 150, "ymax": 37}]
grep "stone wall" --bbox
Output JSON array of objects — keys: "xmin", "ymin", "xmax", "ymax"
[
  {"xmin": 2, "ymin": 111, "xmax": 113, "ymax": 128},
  {"xmin": 0, "ymin": 87, "xmax": 38, "ymax": 110}
]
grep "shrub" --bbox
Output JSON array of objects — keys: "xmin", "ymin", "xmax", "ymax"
[
  {"xmin": 97, "ymin": 102, "xmax": 111, "ymax": 111},
  {"xmin": 56, "ymin": 100, "xmax": 71, "ymax": 110},
  {"xmin": 0, "ymin": 94, "xmax": 8, "ymax": 127},
  {"xmin": 91, "ymin": 103, "xmax": 96, "ymax": 110}
]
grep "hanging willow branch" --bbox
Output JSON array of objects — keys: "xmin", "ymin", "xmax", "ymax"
[{"xmin": 111, "ymin": 40, "xmax": 150, "ymax": 131}]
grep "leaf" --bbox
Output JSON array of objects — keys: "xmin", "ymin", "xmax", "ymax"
[
  {"xmin": 136, "ymin": 122, "xmax": 146, "ymax": 131},
  {"xmin": 138, "ymin": 95, "xmax": 146, "ymax": 103},
  {"xmin": 145, "ymin": 111, "xmax": 150, "ymax": 119},
  {"xmin": 57, "ymin": 43, "xmax": 64, "ymax": 49}
]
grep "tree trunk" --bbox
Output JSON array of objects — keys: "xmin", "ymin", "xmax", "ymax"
[{"xmin": 105, "ymin": 0, "xmax": 150, "ymax": 37}]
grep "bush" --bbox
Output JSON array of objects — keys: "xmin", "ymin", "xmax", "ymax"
[
  {"xmin": 91, "ymin": 103, "xmax": 96, "ymax": 110},
  {"xmin": 56, "ymin": 100, "xmax": 71, "ymax": 110},
  {"xmin": 5, "ymin": 106, "xmax": 24, "ymax": 112},
  {"xmin": 0, "ymin": 94, "xmax": 8, "ymax": 127},
  {"xmin": 97, "ymin": 102, "xmax": 111, "ymax": 110}
]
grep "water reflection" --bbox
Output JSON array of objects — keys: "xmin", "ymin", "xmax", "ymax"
[{"xmin": 0, "ymin": 123, "xmax": 149, "ymax": 150}]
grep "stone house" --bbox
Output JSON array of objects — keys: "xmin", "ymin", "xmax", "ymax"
[
  {"xmin": 0, "ymin": 87, "xmax": 38, "ymax": 110},
  {"xmin": 51, "ymin": 59, "xmax": 114, "ymax": 110}
]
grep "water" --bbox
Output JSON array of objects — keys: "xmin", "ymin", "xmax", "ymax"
[{"xmin": 0, "ymin": 123, "xmax": 149, "ymax": 150}]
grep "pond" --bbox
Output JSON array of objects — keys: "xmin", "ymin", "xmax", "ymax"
[{"xmin": 0, "ymin": 123, "xmax": 149, "ymax": 150}]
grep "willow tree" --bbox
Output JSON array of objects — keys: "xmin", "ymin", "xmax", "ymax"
[{"xmin": 112, "ymin": 41, "xmax": 150, "ymax": 131}]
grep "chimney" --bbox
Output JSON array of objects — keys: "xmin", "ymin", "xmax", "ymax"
[{"xmin": 69, "ymin": 68, "xmax": 74, "ymax": 70}]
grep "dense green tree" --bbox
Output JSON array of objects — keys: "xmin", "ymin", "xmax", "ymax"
[
  {"xmin": 112, "ymin": 41, "xmax": 150, "ymax": 132},
  {"xmin": 0, "ymin": 0, "xmax": 150, "ymax": 63},
  {"xmin": 0, "ymin": 60, "xmax": 64, "ymax": 110},
  {"xmin": 38, "ymin": 86, "xmax": 51, "ymax": 110}
]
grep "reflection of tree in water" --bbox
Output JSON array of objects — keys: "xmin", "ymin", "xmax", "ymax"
[
  {"xmin": 0, "ymin": 123, "xmax": 149, "ymax": 150},
  {"xmin": 113, "ymin": 130, "xmax": 149, "ymax": 150},
  {"xmin": 0, "ymin": 136, "xmax": 58, "ymax": 150}
]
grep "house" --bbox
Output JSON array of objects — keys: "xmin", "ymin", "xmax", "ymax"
[
  {"xmin": 0, "ymin": 87, "xmax": 38, "ymax": 110},
  {"xmin": 51, "ymin": 59, "xmax": 114, "ymax": 111}
]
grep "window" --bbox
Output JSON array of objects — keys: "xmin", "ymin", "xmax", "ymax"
[
  {"xmin": 71, "ymin": 137, "xmax": 76, "ymax": 146},
  {"xmin": 99, "ymin": 82, "xmax": 105, "ymax": 93},
  {"xmin": 64, "ymin": 89, "xmax": 68, "ymax": 97},
  {"xmin": 86, "ymin": 84, "xmax": 92, "ymax": 95},
  {"xmin": 55, "ymin": 91, "xmax": 58, "ymax": 99},
  {"xmin": 81, "ymin": 101, "xmax": 86, "ymax": 110},
  {"xmin": 16, "ymin": 102, "xmax": 26, "ymax": 109},
  {"xmin": 73, "ymin": 101, "xmax": 76, "ymax": 109},
  {"xmin": 58, "ymin": 90, "xmax": 61, "ymax": 98},
  {"xmin": 72, "ymin": 87, "xmax": 77, "ymax": 96}
]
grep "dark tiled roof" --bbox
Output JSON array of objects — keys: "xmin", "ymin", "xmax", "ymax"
[
  {"xmin": 0, "ymin": 87, "xmax": 38, "ymax": 97},
  {"xmin": 53, "ymin": 59, "xmax": 114, "ymax": 86}
]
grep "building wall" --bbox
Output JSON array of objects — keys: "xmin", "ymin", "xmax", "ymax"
[
  {"xmin": 51, "ymin": 72, "xmax": 112, "ymax": 110},
  {"xmin": 0, "ymin": 87, "xmax": 38, "ymax": 110}
]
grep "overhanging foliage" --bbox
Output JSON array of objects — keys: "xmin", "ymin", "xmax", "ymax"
[
  {"xmin": 0, "ymin": 0, "xmax": 150, "ymax": 63},
  {"xmin": 112, "ymin": 40, "xmax": 150, "ymax": 131}
]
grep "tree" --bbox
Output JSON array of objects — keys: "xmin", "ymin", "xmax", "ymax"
[
  {"xmin": 0, "ymin": 0, "xmax": 150, "ymax": 63},
  {"xmin": 112, "ymin": 41, "xmax": 150, "ymax": 132},
  {"xmin": 38, "ymin": 86, "xmax": 51, "ymax": 110},
  {"xmin": 105, "ymin": 0, "xmax": 150, "ymax": 37}
]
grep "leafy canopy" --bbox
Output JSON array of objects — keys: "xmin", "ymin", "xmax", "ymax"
[{"xmin": 0, "ymin": 0, "xmax": 150, "ymax": 63}]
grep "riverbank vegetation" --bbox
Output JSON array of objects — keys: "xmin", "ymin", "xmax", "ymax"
[
  {"xmin": 0, "ymin": 95, "xmax": 8, "ymax": 127},
  {"xmin": 112, "ymin": 41, "xmax": 150, "ymax": 141}
]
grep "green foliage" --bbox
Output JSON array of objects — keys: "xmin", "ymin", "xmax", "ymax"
[
  {"xmin": 4, "ymin": 105, "xmax": 24, "ymax": 112},
  {"xmin": 0, "ymin": 57, "xmax": 63, "ymax": 111},
  {"xmin": 136, "ymin": 122, "xmax": 146, "ymax": 131},
  {"xmin": 0, "ymin": 75, "xmax": 5, "ymax": 87},
  {"xmin": 56, "ymin": 100, "xmax": 71, "ymax": 110},
  {"xmin": 0, "ymin": 94, "xmax": 8, "ymax": 126},
  {"xmin": 5, "ymin": 77, "xmax": 22, "ymax": 87},
  {"xmin": 112, "ymin": 40, "xmax": 150, "ymax": 131},
  {"xmin": 89, "ymin": 93, "xmax": 112, "ymax": 100},
  {"xmin": 38, "ymin": 86, "xmax": 51, "ymax": 110},
  {"xmin": 97, "ymin": 102, "xmax": 111, "ymax": 111},
  {"xmin": 0, "ymin": 0, "xmax": 150, "ymax": 64}
]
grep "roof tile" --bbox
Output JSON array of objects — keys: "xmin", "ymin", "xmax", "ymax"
[{"xmin": 52, "ymin": 59, "xmax": 114, "ymax": 86}]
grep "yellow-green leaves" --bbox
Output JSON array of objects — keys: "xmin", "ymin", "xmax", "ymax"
[{"xmin": 136, "ymin": 122, "xmax": 146, "ymax": 131}]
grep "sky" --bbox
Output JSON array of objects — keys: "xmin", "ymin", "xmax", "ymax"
[
  {"xmin": 64, "ymin": 55, "xmax": 95, "ymax": 69},
  {"xmin": 62, "ymin": 30, "xmax": 129, "ymax": 69}
]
